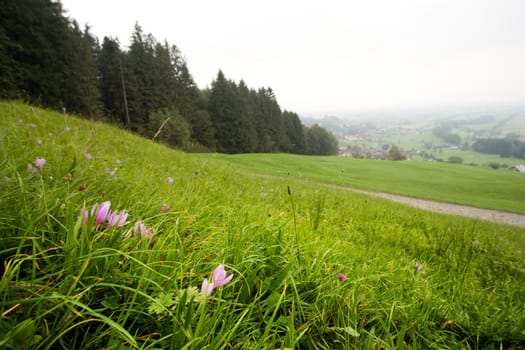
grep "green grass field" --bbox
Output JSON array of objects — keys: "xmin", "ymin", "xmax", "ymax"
[
  {"xmin": 1, "ymin": 101, "xmax": 524, "ymax": 349},
  {"xmin": 378, "ymin": 132, "xmax": 525, "ymax": 165},
  {"xmin": 201, "ymin": 153, "xmax": 525, "ymax": 214}
]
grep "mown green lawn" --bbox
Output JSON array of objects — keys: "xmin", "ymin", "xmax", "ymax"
[{"xmin": 201, "ymin": 153, "xmax": 525, "ymax": 214}]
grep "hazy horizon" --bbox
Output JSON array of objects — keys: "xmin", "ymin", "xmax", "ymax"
[{"xmin": 300, "ymin": 103, "xmax": 525, "ymax": 121}]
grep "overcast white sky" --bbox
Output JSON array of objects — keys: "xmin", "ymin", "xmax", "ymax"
[{"xmin": 60, "ymin": 0, "xmax": 525, "ymax": 116}]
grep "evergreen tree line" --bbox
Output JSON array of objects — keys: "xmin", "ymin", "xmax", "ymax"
[
  {"xmin": 432, "ymin": 126, "xmax": 461, "ymax": 146},
  {"xmin": 472, "ymin": 138, "xmax": 525, "ymax": 160},
  {"xmin": 1, "ymin": 0, "xmax": 339, "ymax": 155}
]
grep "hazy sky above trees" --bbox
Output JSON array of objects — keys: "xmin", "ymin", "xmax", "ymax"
[{"xmin": 61, "ymin": 0, "xmax": 525, "ymax": 116}]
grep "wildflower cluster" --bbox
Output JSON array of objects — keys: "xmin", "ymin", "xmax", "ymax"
[
  {"xmin": 80, "ymin": 201, "xmax": 127, "ymax": 228},
  {"xmin": 30, "ymin": 151, "xmax": 232, "ymax": 303},
  {"xmin": 79, "ymin": 201, "xmax": 153, "ymax": 239}
]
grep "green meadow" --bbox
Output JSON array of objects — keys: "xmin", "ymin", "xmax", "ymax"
[
  {"xmin": 202, "ymin": 153, "xmax": 525, "ymax": 214},
  {"xmin": 1, "ymin": 101, "xmax": 524, "ymax": 349}
]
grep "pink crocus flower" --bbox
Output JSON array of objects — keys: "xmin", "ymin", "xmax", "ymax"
[
  {"xmin": 133, "ymin": 221, "xmax": 153, "ymax": 239},
  {"xmin": 201, "ymin": 264, "xmax": 234, "ymax": 296},
  {"xmin": 106, "ymin": 210, "xmax": 129, "ymax": 229},
  {"xmin": 92, "ymin": 201, "xmax": 111, "ymax": 226},
  {"xmin": 85, "ymin": 153, "xmax": 93, "ymax": 160},
  {"xmin": 337, "ymin": 273, "xmax": 347, "ymax": 281},
  {"xmin": 65, "ymin": 127, "xmax": 71, "ymax": 132},
  {"xmin": 34, "ymin": 157, "xmax": 46, "ymax": 169},
  {"xmin": 416, "ymin": 263, "xmax": 424, "ymax": 273}
]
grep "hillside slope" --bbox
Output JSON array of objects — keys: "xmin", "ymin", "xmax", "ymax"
[{"xmin": 1, "ymin": 101, "xmax": 524, "ymax": 349}]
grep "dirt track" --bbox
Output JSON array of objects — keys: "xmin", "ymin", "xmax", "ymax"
[{"xmin": 347, "ymin": 187, "xmax": 525, "ymax": 229}]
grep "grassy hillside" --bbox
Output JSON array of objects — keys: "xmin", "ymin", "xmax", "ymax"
[
  {"xmin": 202, "ymin": 153, "xmax": 525, "ymax": 214},
  {"xmin": 1, "ymin": 101, "xmax": 524, "ymax": 349}
]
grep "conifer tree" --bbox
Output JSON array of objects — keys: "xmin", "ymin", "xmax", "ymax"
[
  {"xmin": 62, "ymin": 23, "xmax": 102, "ymax": 117},
  {"xmin": 125, "ymin": 23, "xmax": 155, "ymax": 133},
  {"xmin": 98, "ymin": 37, "xmax": 128, "ymax": 124},
  {"xmin": 283, "ymin": 110, "xmax": 307, "ymax": 153},
  {"xmin": 208, "ymin": 71, "xmax": 240, "ymax": 153},
  {"xmin": 1, "ymin": 0, "xmax": 101, "ymax": 116},
  {"xmin": 254, "ymin": 88, "xmax": 286, "ymax": 152},
  {"xmin": 187, "ymin": 108, "xmax": 216, "ymax": 150},
  {"xmin": 235, "ymin": 80, "xmax": 258, "ymax": 152}
]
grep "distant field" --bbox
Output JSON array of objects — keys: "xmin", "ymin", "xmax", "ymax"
[
  {"xmin": 337, "ymin": 110, "xmax": 525, "ymax": 166},
  {"xmin": 353, "ymin": 130, "xmax": 525, "ymax": 165},
  {"xmin": 200, "ymin": 153, "xmax": 525, "ymax": 214},
  {"xmin": 435, "ymin": 148, "xmax": 524, "ymax": 166},
  {"xmin": 389, "ymin": 134, "xmax": 524, "ymax": 165}
]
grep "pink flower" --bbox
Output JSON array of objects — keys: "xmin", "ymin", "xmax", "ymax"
[
  {"xmin": 161, "ymin": 204, "xmax": 170, "ymax": 212},
  {"xmin": 337, "ymin": 273, "xmax": 347, "ymax": 281},
  {"xmin": 93, "ymin": 201, "xmax": 111, "ymax": 226},
  {"xmin": 106, "ymin": 210, "xmax": 129, "ymax": 229},
  {"xmin": 201, "ymin": 279, "xmax": 213, "ymax": 296},
  {"xmin": 416, "ymin": 263, "xmax": 424, "ymax": 273},
  {"xmin": 65, "ymin": 127, "xmax": 71, "ymax": 132},
  {"xmin": 133, "ymin": 221, "xmax": 153, "ymax": 239},
  {"xmin": 115, "ymin": 159, "xmax": 121, "ymax": 165},
  {"xmin": 80, "ymin": 202, "xmax": 128, "ymax": 229},
  {"xmin": 34, "ymin": 157, "xmax": 46, "ymax": 168},
  {"xmin": 167, "ymin": 177, "xmax": 174, "ymax": 185},
  {"xmin": 201, "ymin": 264, "xmax": 234, "ymax": 296},
  {"xmin": 85, "ymin": 153, "xmax": 93, "ymax": 160}
]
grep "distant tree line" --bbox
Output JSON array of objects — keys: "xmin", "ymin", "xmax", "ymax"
[
  {"xmin": 472, "ymin": 139, "xmax": 525, "ymax": 159},
  {"xmin": 0, "ymin": 0, "xmax": 338, "ymax": 155},
  {"xmin": 432, "ymin": 126, "xmax": 461, "ymax": 146}
]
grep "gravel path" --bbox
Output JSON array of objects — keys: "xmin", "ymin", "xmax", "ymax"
[{"xmin": 347, "ymin": 187, "xmax": 525, "ymax": 229}]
